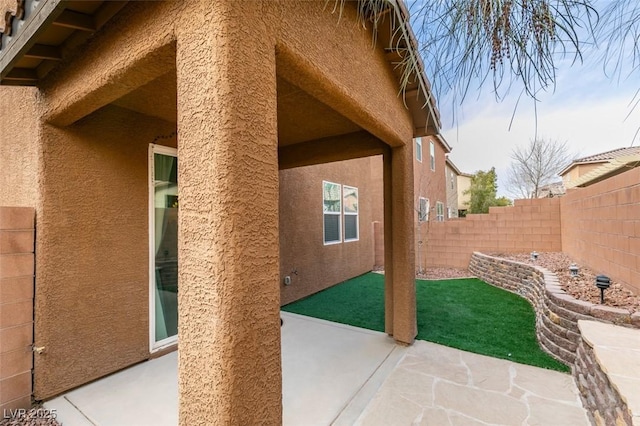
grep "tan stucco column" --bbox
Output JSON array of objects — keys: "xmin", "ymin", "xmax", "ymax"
[
  {"xmin": 176, "ymin": 2, "xmax": 281, "ymax": 424},
  {"xmin": 383, "ymin": 144, "xmax": 417, "ymax": 344}
]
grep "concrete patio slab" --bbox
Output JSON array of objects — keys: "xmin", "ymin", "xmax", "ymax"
[
  {"xmin": 44, "ymin": 312, "xmax": 405, "ymax": 426},
  {"xmin": 44, "ymin": 313, "xmax": 590, "ymax": 425}
]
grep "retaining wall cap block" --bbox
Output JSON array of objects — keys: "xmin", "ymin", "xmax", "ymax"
[
  {"xmin": 590, "ymin": 305, "xmax": 632, "ymax": 325},
  {"xmin": 549, "ymin": 292, "xmax": 594, "ymax": 316},
  {"xmin": 545, "ymin": 284, "xmax": 565, "ymax": 294},
  {"xmin": 632, "ymin": 312, "xmax": 640, "ymax": 328}
]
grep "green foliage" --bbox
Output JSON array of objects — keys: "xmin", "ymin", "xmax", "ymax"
[
  {"xmin": 283, "ymin": 272, "xmax": 568, "ymax": 372},
  {"xmin": 465, "ymin": 167, "xmax": 512, "ymax": 214}
]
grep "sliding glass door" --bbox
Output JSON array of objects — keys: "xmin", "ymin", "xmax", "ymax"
[{"xmin": 149, "ymin": 145, "xmax": 178, "ymax": 350}]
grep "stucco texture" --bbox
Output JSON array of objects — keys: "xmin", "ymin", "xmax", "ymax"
[
  {"xmin": 18, "ymin": 0, "xmax": 419, "ymax": 423},
  {"xmin": 279, "ymin": 157, "xmax": 381, "ymax": 305},
  {"xmin": 0, "ymin": 87, "xmax": 39, "ymax": 207},
  {"xmin": 33, "ymin": 106, "xmax": 176, "ymax": 398}
]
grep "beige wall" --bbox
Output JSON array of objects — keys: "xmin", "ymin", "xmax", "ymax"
[
  {"xmin": 561, "ymin": 167, "xmax": 640, "ymax": 294},
  {"xmin": 16, "ymin": 0, "xmax": 417, "ymax": 409},
  {"xmin": 563, "ymin": 163, "xmax": 603, "ymax": 186},
  {"xmin": 457, "ymin": 174, "xmax": 472, "ymax": 212},
  {"xmin": 34, "ymin": 105, "xmax": 176, "ymax": 398},
  {"xmin": 445, "ymin": 163, "xmax": 458, "ymax": 218},
  {"xmin": 0, "ymin": 87, "xmax": 39, "ymax": 207},
  {"xmin": 423, "ymin": 198, "xmax": 562, "ymax": 269},
  {"xmin": 280, "ymin": 157, "xmax": 382, "ymax": 305}
]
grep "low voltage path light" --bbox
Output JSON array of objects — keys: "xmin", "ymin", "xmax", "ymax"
[
  {"xmin": 569, "ymin": 263, "xmax": 579, "ymax": 278},
  {"xmin": 596, "ymin": 275, "xmax": 611, "ymax": 304},
  {"xmin": 531, "ymin": 251, "xmax": 539, "ymax": 261}
]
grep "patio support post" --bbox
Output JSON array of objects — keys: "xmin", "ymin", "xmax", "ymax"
[
  {"xmin": 175, "ymin": 2, "xmax": 281, "ymax": 425},
  {"xmin": 383, "ymin": 144, "xmax": 417, "ymax": 344}
]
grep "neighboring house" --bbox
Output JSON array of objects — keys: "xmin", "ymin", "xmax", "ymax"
[
  {"xmin": 414, "ymin": 134, "xmax": 451, "ymax": 224},
  {"xmin": 559, "ymin": 147, "xmax": 640, "ymax": 189},
  {"xmin": 457, "ymin": 172, "xmax": 474, "ymax": 216},
  {"xmin": 0, "ymin": 0, "xmax": 440, "ymax": 422},
  {"xmin": 445, "ymin": 155, "xmax": 462, "ymax": 218},
  {"xmin": 412, "ymin": 134, "xmax": 451, "ymax": 272},
  {"xmin": 537, "ymin": 181, "xmax": 566, "ymax": 198}
]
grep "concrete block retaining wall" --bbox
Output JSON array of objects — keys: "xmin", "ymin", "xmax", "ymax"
[
  {"xmin": 469, "ymin": 252, "xmax": 639, "ymax": 425},
  {"xmin": 574, "ymin": 332, "xmax": 634, "ymax": 425}
]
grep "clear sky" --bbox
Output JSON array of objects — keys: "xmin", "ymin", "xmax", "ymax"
[{"xmin": 414, "ymin": 3, "xmax": 640, "ymax": 198}]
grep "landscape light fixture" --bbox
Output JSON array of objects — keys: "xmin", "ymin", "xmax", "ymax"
[
  {"xmin": 595, "ymin": 275, "xmax": 611, "ymax": 304},
  {"xmin": 531, "ymin": 251, "xmax": 539, "ymax": 261},
  {"xmin": 569, "ymin": 264, "xmax": 579, "ymax": 278}
]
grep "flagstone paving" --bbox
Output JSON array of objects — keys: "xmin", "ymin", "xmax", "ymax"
[{"xmin": 355, "ymin": 341, "xmax": 589, "ymax": 426}]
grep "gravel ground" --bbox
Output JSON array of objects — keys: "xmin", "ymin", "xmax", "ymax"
[
  {"xmin": 489, "ymin": 252, "xmax": 640, "ymax": 313},
  {"xmin": 0, "ymin": 407, "xmax": 60, "ymax": 426}
]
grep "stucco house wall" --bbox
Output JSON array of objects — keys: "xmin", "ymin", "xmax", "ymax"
[
  {"xmin": 0, "ymin": 87, "xmax": 39, "ymax": 207},
  {"xmin": 35, "ymin": 105, "xmax": 176, "ymax": 398},
  {"xmin": 279, "ymin": 157, "xmax": 381, "ymax": 305},
  {"xmin": 0, "ymin": 2, "xmax": 429, "ymax": 419},
  {"xmin": 445, "ymin": 162, "xmax": 459, "ymax": 218},
  {"xmin": 414, "ymin": 135, "xmax": 448, "ymax": 271}
]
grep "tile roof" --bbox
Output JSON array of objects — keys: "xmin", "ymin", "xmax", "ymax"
[{"xmin": 573, "ymin": 146, "xmax": 640, "ymax": 163}]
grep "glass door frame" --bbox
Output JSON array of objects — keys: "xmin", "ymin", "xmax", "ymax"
[{"xmin": 148, "ymin": 143, "xmax": 179, "ymax": 352}]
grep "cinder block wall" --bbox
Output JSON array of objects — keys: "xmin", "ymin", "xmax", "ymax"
[
  {"xmin": 423, "ymin": 198, "xmax": 562, "ymax": 269},
  {"xmin": 0, "ymin": 207, "xmax": 35, "ymax": 411},
  {"xmin": 561, "ymin": 167, "xmax": 640, "ymax": 295}
]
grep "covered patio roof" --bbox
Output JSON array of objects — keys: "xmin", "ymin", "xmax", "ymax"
[{"xmin": 0, "ymin": 0, "xmax": 440, "ymax": 138}]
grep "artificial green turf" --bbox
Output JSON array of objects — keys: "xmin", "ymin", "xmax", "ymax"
[{"xmin": 282, "ymin": 272, "xmax": 569, "ymax": 372}]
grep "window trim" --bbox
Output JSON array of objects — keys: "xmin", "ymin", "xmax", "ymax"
[
  {"xmin": 323, "ymin": 180, "xmax": 342, "ymax": 245},
  {"xmin": 436, "ymin": 201, "xmax": 445, "ymax": 222},
  {"xmin": 415, "ymin": 138, "xmax": 423, "ymax": 163},
  {"xmin": 419, "ymin": 197, "xmax": 429, "ymax": 222},
  {"xmin": 430, "ymin": 141, "xmax": 435, "ymax": 171},
  {"xmin": 343, "ymin": 185, "xmax": 359, "ymax": 242}
]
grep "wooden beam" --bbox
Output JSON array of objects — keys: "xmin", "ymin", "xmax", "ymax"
[
  {"xmin": 25, "ymin": 44, "xmax": 61, "ymax": 60},
  {"xmin": 278, "ymin": 131, "xmax": 387, "ymax": 170},
  {"xmin": 4, "ymin": 67, "xmax": 37, "ymax": 82},
  {"xmin": 52, "ymin": 9, "xmax": 94, "ymax": 32}
]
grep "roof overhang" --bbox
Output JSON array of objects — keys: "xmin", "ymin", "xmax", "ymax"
[{"xmin": 0, "ymin": 0, "xmax": 128, "ymax": 85}]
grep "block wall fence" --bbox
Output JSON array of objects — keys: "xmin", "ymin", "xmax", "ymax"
[
  {"xmin": 424, "ymin": 198, "xmax": 562, "ymax": 269},
  {"xmin": 424, "ymin": 166, "xmax": 640, "ymax": 295},
  {"xmin": 0, "ymin": 207, "xmax": 35, "ymax": 412}
]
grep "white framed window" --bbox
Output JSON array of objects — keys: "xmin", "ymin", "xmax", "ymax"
[
  {"xmin": 419, "ymin": 197, "xmax": 429, "ymax": 222},
  {"xmin": 343, "ymin": 186, "xmax": 359, "ymax": 242},
  {"xmin": 450, "ymin": 171, "xmax": 455, "ymax": 189},
  {"xmin": 149, "ymin": 144, "xmax": 179, "ymax": 352},
  {"xmin": 430, "ymin": 141, "xmax": 435, "ymax": 171},
  {"xmin": 323, "ymin": 181, "xmax": 342, "ymax": 244},
  {"xmin": 415, "ymin": 138, "xmax": 423, "ymax": 162},
  {"xmin": 436, "ymin": 201, "xmax": 444, "ymax": 221}
]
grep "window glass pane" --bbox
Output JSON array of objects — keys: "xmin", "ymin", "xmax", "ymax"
[
  {"xmin": 324, "ymin": 214, "xmax": 340, "ymax": 243},
  {"xmin": 323, "ymin": 181, "xmax": 341, "ymax": 212},
  {"xmin": 415, "ymin": 138, "xmax": 422, "ymax": 162},
  {"xmin": 343, "ymin": 186, "xmax": 358, "ymax": 213},
  {"xmin": 153, "ymin": 152, "xmax": 178, "ymax": 343},
  {"xmin": 430, "ymin": 142, "xmax": 435, "ymax": 170},
  {"xmin": 344, "ymin": 215, "xmax": 358, "ymax": 240}
]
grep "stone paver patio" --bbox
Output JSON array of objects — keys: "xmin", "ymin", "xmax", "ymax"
[{"xmin": 356, "ymin": 341, "xmax": 589, "ymax": 426}]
